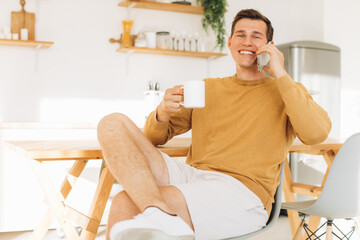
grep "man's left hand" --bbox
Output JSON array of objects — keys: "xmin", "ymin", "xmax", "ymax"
[{"xmin": 256, "ymin": 42, "xmax": 288, "ymax": 79}]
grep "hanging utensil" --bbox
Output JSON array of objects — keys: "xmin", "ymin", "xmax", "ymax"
[
  {"xmin": 147, "ymin": 81, "xmax": 153, "ymax": 90},
  {"xmin": 155, "ymin": 82, "xmax": 160, "ymax": 91}
]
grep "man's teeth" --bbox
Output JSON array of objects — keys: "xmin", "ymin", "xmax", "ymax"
[{"xmin": 240, "ymin": 51, "xmax": 254, "ymax": 55}]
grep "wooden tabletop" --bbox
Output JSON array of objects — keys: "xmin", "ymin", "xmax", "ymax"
[
  {"xmin": 290, "ymin": 138, "xmax": 343, "ymax": 155},
  {"xmin": 3, "ymin": 138, "xmax": 192, "ymax": 161},
  {"xmin": 4, "ymin": 137, "xmax": 343, "ymax": 161}
]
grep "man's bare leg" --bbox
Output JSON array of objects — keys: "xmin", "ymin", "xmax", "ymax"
[
  {"xmin": 97, "ymin": 113, "xmax": 171, "ymax": 212},
  {"xmin": 108, "ymin": 187, "xmax": 193, "ymax": 229},
  {"xmin": 107, "ymin": 186, "xmax": 194, "ymax": 239},
  {"xmin": 97, "ymin": 113, "xmax": 193, "ymax": 238}
]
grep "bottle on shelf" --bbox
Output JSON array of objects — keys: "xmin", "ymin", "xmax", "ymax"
[{"xmin": 122, "ymin": 20, "xmax": 134, "ymax": 47}]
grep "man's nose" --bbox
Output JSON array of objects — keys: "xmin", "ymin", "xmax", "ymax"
[{"xmin": 243, "ymin": 36, "xmax": 253, "ymax": 45}]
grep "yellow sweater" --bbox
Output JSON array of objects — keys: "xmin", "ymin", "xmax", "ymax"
[{"xmin": 143, "ymin": 74, "xmax": 331, "ymax": 216}]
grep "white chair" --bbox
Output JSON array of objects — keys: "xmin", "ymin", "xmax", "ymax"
[
  {"xmin": 282, "ymin": 133, "xmax": 360, "ymax": 240},
  {"xmin": 226, "ymin": 160, "xmax": 284, "ymax": 240}
]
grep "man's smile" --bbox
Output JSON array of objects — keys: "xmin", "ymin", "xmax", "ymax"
[{"xmin": 238, "ymin": 50, "xmax": 256, "ymax": 55}]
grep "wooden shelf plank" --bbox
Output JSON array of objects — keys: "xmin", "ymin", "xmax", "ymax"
[
  {"xmin": 0, "ymin": 39, "xmax": 54, "ymax": 48},
  {"xmin": 117, "ymin": 47, "xmax": 227, "ymax": 59},
  {"xmin": 118, "ymin": 0, "xmax": 204, "ymax": 15}
]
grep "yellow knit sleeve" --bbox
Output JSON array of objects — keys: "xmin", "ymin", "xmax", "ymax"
[
  {"xmin": 143, "ymin": 106, "xmax": 192, "ymax": 145},
  {"xmin": 276, "ymin": 75, "xmax": 332, "ymax": 145}
]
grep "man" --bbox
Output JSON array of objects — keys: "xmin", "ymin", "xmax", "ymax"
[{"xmin": 97, "ymin": 9, "xmax": 331, "ymax": 240}]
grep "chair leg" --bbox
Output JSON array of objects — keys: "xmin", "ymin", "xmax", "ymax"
[
  {"xmin": 355, "ymin": 217, "xmax": 360, "ymax": 239},
  {"xmin": 326, "ymin": 220, "xmax": 333, "ymax": 240},
  {"xmin": 292, "ymin": 217, "xmax": 305, "ymax": 240}
]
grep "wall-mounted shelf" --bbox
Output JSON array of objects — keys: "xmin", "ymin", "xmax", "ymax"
[
  {"xmin": 118, "ymin": 0, "xmax": 204, "ymax": 15},
  {"xmin": 0, "ymin": 39, "xmax": 54, "ymax": 48},
  {"xmin": 117, "ymin": 47, "xmax": 226, "ymax": 59}
]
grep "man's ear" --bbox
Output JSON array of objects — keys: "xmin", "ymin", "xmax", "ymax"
[{"xmin": 227, "ymin": 36, "xmax": 232, "ymax": 49}]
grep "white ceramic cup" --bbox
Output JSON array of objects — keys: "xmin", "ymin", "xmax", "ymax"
[
  {"xmin": 181, "ymin": 80, "xmax": 205, "ymax": 108},
  {"xmin": 145, "ymin": 31, "xmax": 156, "ymax": 49},
  {"xmin": 20, "ymin": 28, "xmax": 28, "ymax": 40}
]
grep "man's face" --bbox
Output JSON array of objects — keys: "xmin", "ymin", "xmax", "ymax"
[{"xmin": 228, "ymin": 18, "xmax": 268, "ymax": 69}]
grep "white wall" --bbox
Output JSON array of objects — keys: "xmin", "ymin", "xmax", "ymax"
[
  {"xmin": 323, "ymin": 0, "xmax": 360, "ymax": 90},
  {"xmin": 0, "ymin": 0, "xmax": 324, "ymax": 127},
  {"xmin": 323, "ymin": 0, "xmax": 360, "ymax": 138},
  {"xmin": 3, "ymin": 0, "xmax": 360, "ymax": 233},
  {"xmin": 1, "ymin": 0, "xmax": 360, "ymax": 234}
]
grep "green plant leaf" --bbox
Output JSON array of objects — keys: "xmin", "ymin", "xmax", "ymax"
[{"xmin": 197, "ymin": 0, "xmax": 227, "ymax": 51}]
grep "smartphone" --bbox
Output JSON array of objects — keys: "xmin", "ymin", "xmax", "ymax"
[{"xmin": 257, "ymin": 42, "xmax": 271, "ymax": 72}]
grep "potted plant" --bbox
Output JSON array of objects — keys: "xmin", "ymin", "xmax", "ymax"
[{"xmin": 197, "ymin": 0, "xmax": 227, "ymax": 51}]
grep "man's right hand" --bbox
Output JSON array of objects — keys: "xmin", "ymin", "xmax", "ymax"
[{"xmin": 156, "ymin": 85, "xmax": 184, "ymax": 122}]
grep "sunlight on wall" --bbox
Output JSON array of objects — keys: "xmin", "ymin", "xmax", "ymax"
[
  {"xmin": 341, "ymin": 89, "xmax": 360, "ymax": 139},
  {"xmin": 39, "ymin": 98, "xmax": 148, "ymax": 127}
]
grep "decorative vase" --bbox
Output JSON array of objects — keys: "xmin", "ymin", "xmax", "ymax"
[{"xmin": 122, "ymin": 20, "xmax": 134, "ymax": 48}]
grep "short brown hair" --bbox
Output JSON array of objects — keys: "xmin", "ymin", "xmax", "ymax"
[{"xmin": 231, "ymin": 9, "xmax": 274, "ymax": 42}]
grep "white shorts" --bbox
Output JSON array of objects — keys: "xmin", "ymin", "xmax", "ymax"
[{"xmin": 161, "ymin": 152, "xmax": 268, "ymax": 240}]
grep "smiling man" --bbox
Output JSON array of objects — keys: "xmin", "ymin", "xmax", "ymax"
[{"xmin": 97, "ymin": 9, "xmax": 331, "ymax": 240}]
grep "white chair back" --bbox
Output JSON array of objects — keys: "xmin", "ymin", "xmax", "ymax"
[{"xmin": 308, "ymin": 133, "xmax": 360, "ymax": 219}]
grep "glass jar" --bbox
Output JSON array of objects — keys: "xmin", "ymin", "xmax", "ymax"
[
  {"xmin": 135, "ymin": 32, "xmax": 147, "ymax": 48},
  {"xmin": 156, "ymin": 31, "xmax": 170, "ymax": 50}
]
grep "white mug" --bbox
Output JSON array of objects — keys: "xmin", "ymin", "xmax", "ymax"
[
  {"xmin": 145, "ymin": 31, "xmax": 156, "ymax": 49},
  {"xmin": 181, "ymin": 80, "xmax": 205, "ymax": 108}
]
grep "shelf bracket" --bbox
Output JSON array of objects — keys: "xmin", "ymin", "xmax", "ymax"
[
  {"xmin": 125, "ymin": 50, "xmax": 134, "ymax": 76},
  {"xmin": 34, "ymin": 44, "xmax": 42, "ymax": 72},
  {"xmin": 126, "ymin": 3, "xmax": 136, "ymax": 19},
  {"xmin": 126, "ymin": 49, "xmax": 135, "ymax": 55}
]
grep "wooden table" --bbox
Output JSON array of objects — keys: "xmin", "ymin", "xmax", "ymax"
[
  {"xmin": 4, "ymin": 138, "xmax": 190, "ymax": 240},
  {"xmin": 5, "ymin": 137, "xmax": 343, "ymax": 239}
]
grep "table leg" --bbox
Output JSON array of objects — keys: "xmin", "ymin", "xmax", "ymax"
[
  {"xmin": 30, "ymin": 208, "xmax": 55, "ymax": 240},
  {"xmin": 80, "ymin": 166, "xmax": 114, "ymax": 240},
  {"xmin": 292, "ymin": 218, "xmax": 305, "ymax": 240},
  {"xmin": 307, "ymin": 216, "xmax": 322, "ymax": 240},
  {"xmin": 354, "ymin": 217, "xmax": 360, "ymax": 238},
  {"xmin": 320, "ymin": 151, "xmax": 335, "ymax": 188},
  {"xmin": 60, "ymin": 160, "xmax": 89, "ymax": 197},
  {"xmin": 283, "ymin": 158, "xmax": 300, "ymax": 235},
  {"xmin": 31, "ymin": 160, "xmax": 88, "ymax": 239},
  {"xmin": 29, "ymin": 158, "xmax": 80, "ymax": 240}
]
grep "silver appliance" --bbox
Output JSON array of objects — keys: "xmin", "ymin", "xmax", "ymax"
[{"xmin": 277, "ymin": 41, "xmax": 341, "ymax": 200}]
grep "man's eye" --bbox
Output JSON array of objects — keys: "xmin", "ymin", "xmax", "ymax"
[
  {"xmin": 236, "ymin": 34, "xmax": 244, "ymax": 38},
  {"xmin": 253, "ymin": 36, "xmax": 260, "ymax": 39}
]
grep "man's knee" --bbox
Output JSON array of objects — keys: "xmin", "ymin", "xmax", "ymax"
[
  {"xmin": 112, "ymin": 190, "xmax": 130, "ymax": 207},
  {"xmin": 110, "ymin": 191, "xmax": 140, "ymax": 216},
  {"xmin": 97, "ymin": 113, "xmax": 131, "ymax": 140}
]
